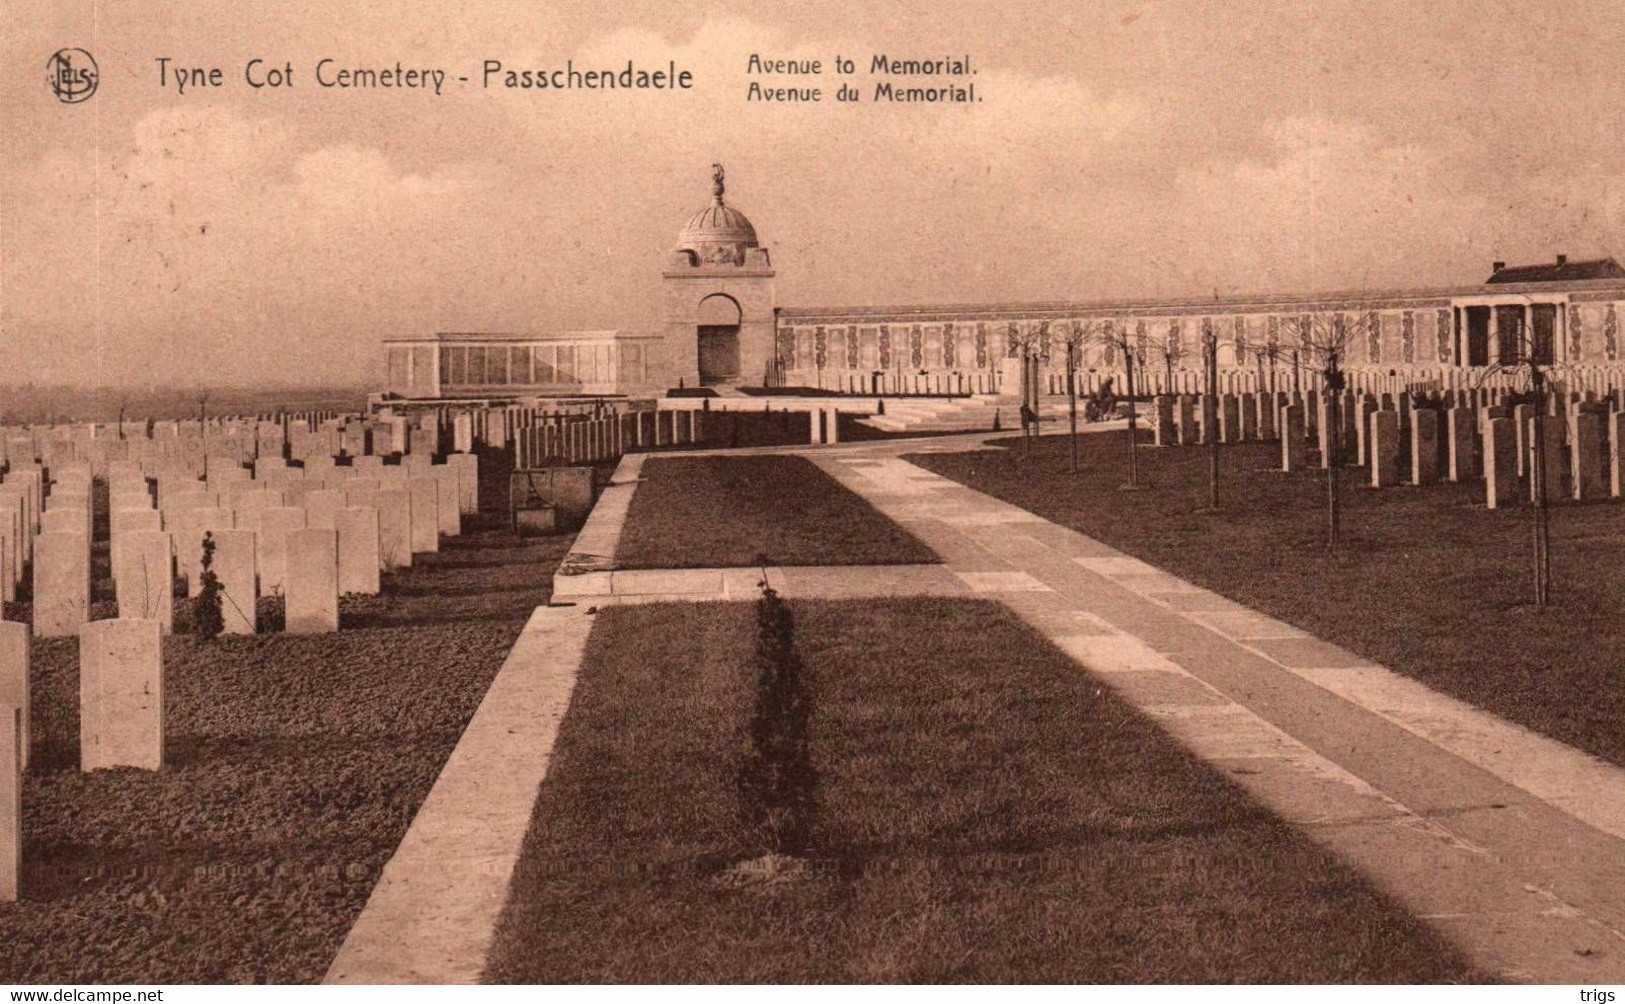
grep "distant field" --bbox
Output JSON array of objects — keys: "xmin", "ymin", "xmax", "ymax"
[{"xmin": 0, "ymin": 386, "xmax": 371, "ymax": 424}]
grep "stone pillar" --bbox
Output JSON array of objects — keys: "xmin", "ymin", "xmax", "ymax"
[
  {"xmin": 285, "ymin": 529, "xmax": 339, "ymax": 634},
  {"xmin": 1410, "ymin": 409, "xmax": 1440, "ymax": 486},
  {"xmin": 335, "ymin": 507, "xmax": 382, "ymax": 597},
  {"xmin": 79, "ymin": 618, "xmax": 163, "ymax": 772},
  {"xmin": 113, "ymin": 530, "xmax": 175, "ymax": 632},
  {"xmin": 1446, "ymin": 408, "xmax": 1478, "ymax": 482},
  {"xmin": 0, "ymin": 622, "xmax": 29, "ymax": 772},
  {"xmin": 809, "ymin": 409, "xmax": 822, "ymax": 445},
  {"xmin": 32, "ymin": 531, "xmax": 89, "ymax": 638},
  {"xmin": 1572, "ymin": 410, "xmax": 1607, "ymax": 502},
  {"xmin": 1281, "ymin": 405, "xmax": 1307, "ymax": 471},
  {"xmin": 1256, "ymin": 392, "xmax": 1276, "ymax": 441},
  {"xmin": 1371, "ymin": 411, "xmax": 1401, "ymax": 488}
]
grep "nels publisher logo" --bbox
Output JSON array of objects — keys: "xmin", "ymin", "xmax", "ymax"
[{"xmin": 47, "ymin": 48, "xmax": 98, "ymax": 104}]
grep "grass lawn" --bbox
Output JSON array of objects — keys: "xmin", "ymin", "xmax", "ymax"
[
  {"xmin": 483, "ymin": 598, "xmax": 1481, "ymax": 983},
  {"xmin": 908, "ymin": 430, "xmax": 1625, "ymax": 770},
  {"xmin": 0, "ymin": 454, "xmax": 573, "ymax": 983},
  {"xmin": 615, "ymin": 455, "xmax": 938, "ymax": 568}
]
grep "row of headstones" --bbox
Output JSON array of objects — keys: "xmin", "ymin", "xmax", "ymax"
[
  {"xmin": 0, "ymin": 412, "xmax": 460, "ymax": 478},
  {"xmin": 1349, "ymin": 401, "xmax": 1615, "ymax": 510},
  {"xmin": 513, "ymin": 410, "xmax": 717, "ymax": 468},
  {"xmin": 5, "ymin": 453, "xmax": 480, "ymax": 638},
  {"xmin": 0, "ymin": 454, "xmax": 489, "ymax": 895},
  {"xmin": 1148, "ymin": 391, "xmax": 1618, "ymax": 511}
]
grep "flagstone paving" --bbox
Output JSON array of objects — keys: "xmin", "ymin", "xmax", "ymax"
[{"xmin": 807, "ymin": 446, "xmax": 1625, "ymax": 984}]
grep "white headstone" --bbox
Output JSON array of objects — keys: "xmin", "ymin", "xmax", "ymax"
[
  {"xmin": 335, "ymin": 507, "xmax": 381, "ymax": 596},
  {"xmin": 446, "ymin": 453, "xmax": 479, "ymax": 514},
  {"xmin": 372, "ymin": 489, "xmax": 412, "ymax": 570},
  {"xmin": 112, "ymin": 531, "xmax": 175, "ymax": 633},
  {"xmin": 209, "ymin": 529, "xmax": 258, "ymax": 635},
  {"xmin": 408, "ymin": 477, "xmax": 440, "ymax": 555},
  {"xmin": 0, "ymin": 704, "xmax": 18, "ymax": 900},
  {"xmin": 284, "ymin": 529, "xmax": 339, "ymax": 634},
  {"xmin": 251, "ymin": 507, "xmax": 307, "ymax": 594},
  {"xmin": 80, "ymin": 618, "xmax": 164, "ymax": 771},
  {"xmin": 0, "ymin": 622, "xmax": 29, "ymax": 772},
  {"xmin": 32, "ymin": 531, "xmax": 89, "ymax": 638},
  {"xmin": 432, "ymin": 468, "xmax": 460, "ymax": 536},
  {"xmin": 302, "ymin": 489, "xmax": 347, "ymax": 531}
]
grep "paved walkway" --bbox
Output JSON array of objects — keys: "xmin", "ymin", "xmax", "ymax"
[
  {"xmin": 324, "ymin": 602, "xmax": 594, "ymax": 984},
  {"xmin": 342, "ymin": 431, "xmax": 1625, "ymax": 983},
  {"xmin": 807, "ymin": 445, "xmax": 1625, "ymax": 984}
]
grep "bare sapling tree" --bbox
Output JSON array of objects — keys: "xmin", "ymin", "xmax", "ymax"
[
  {"xmin": 1004, "ymin": 324, "xmax": 1049, "ymax": 460},
  {"xmin": 1058, "ymin": 319, "xmax": 1105, "ymax": 476},
  {"xmin": 1476, "ymin": 308, "xmax": 1567, "ymax": 606},
  {"xmin": 1280, "ymin": 311, "xmax": 1374, "ymax": 551},
  {"xmin": 1086, "ymin": 322, "xmax": 1146, "ymax": 488},
  {"xmin": 1159, "ymin": 330, "xmax": 1186, "ymax": 396}
]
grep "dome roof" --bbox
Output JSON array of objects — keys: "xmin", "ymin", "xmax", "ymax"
[
  {"xmin": 677, "ymin": 164, "xmax": 760, "ymax": 266},
  {"xmin": 679, "ymin": 201, "xmax": 759, "ymax": 248}
]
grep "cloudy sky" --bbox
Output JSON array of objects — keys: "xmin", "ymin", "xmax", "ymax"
[{"xmin": 6, "ymin": 0, "xmax": 1625, "ymax": 387}]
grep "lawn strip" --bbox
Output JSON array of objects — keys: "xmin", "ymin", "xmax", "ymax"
[
  {"xmin": 484, "ymin": 597, "xmax": 1481, "ymax": 983},
  {"xmin": 615, "ymin": 455, "xmax": 938, "ymax": 568},
  {"xmin": 908, "ymin": 431, "xmax": 1625, "ymax": 770}
]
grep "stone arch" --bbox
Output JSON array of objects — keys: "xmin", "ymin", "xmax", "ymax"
[
  {"xmin": 696, "ymin": 293, "xmax": 744, "ymax": 385},
  {"xmin": 696, "ymin": 292, "xmax": 742, "ymax": 326}
]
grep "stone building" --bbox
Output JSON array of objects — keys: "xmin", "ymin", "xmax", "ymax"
[{"xmin": 380, "ymin": 166, "xmax": 1625, "ymax": 401}]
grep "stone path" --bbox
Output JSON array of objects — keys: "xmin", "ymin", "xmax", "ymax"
[
  {"xmin": 807, "ymin": 447, "xmax": 1625, "ymax": 984},
  {"xmin": 341, "ymin": 430, "xmax": 1625, "ymax": 983},
  {"xmin": 324, "ymin": 602, "xmax": 593, "ymax": 984}
]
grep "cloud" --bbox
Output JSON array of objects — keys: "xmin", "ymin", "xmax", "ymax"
[{"xmin": 4, "ymin": 14, "xmax": 1621, "ymax": 388}]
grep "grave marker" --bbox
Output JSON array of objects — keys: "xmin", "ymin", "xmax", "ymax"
[
  {"xmin": 112, "ymin": 530, "xmax": 175, "ymax": 633},
  {"xmin": 285, "ymin": 529, "xmax": 339, "ymax": 634},
  {"xmin": 0, "ymin": 622, "xmax": 29, "ymax": 772},
  {"xmin": 80, "ymin": 619, "xmax": 164, "ymax": 771},
  {"xmin": 32, "ymin": 532, "xmax": 89, "ymax": 637},
  {"xmin": 335, "ymin": 507, "xmax": 382, "ymax": 596}
]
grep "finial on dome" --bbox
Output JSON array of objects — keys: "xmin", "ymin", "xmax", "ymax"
[{"xmin": 711, "ymin": 163, "xmax": 725, "ymax": 204}]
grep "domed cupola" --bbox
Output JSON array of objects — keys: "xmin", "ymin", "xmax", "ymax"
[{"xmin": 676, "ymin": 164, "xmax": 763, "ymax": 267}]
